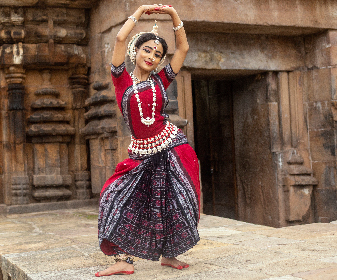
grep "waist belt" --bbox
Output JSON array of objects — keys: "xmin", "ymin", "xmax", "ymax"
[{"xmin": 128, "ymin": 122, "xmax": 178, "ymax": 156}]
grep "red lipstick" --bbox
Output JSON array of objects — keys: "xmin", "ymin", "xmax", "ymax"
[{"xmin": 145, "ymin": 61, "xmax": 153, "ymax": 66}]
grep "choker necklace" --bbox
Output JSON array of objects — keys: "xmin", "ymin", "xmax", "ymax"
[{"xmin": 131, "ymin": 72, "xmax": 156, "ymax": 126}]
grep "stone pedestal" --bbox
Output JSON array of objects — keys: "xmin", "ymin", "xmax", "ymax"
[
  {"xmin": 27, "ymin": 70, "xmax": 75, "ymax": 202},
  {"xmin": 81, "ymin": 82, "xmax": 117, "ymax": 194},
  {"xmin": 283, "ymin": 152, "xmax": 318, "ymax": 222},
  {"xmin": 69, "ymin": 67, "xmax": 91, "ymax": 199},
  {"xmin": 5, "ymin": 66, "xmax": 29, "ymax": 205}
]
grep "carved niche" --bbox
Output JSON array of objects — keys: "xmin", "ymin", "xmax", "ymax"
[{"xmin": 27, "ymin": 70, "xmax": 75, "ymax": 202}]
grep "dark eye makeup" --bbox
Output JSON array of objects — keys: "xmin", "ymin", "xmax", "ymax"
[{"xmin": 142, "ymin": 46, "xmax": 162, "ymax": 59}]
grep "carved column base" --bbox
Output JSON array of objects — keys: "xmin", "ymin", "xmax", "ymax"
[
  {"xmin": 283, "ymin": 152, "xmax": 318, "ymax": 222},
  {"xmin": 74, "ymin": 171, "xmax": 91, "ymax": 199},
  {"xmin": 11, "ymin": 176, "xmax": 29, "ymax": 205},
  {"xmin": 284, "ymin": 180, "xmax": 315, "ymax": 222},
  {"xmin": 32, "ymin": 174, "xmax": 72, "ymax": 202},
  {"xmin": 32, "ymin": 187, "xmax": 72, "ymax": 202}
]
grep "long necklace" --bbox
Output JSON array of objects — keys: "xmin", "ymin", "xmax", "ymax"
[{"xmin": 131, "ymin": 72, "xmax": 157, "ymax": 126}]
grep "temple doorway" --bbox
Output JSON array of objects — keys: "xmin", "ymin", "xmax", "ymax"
[
  {"xmin": 193, "ymin": 79, "xmax": 237, "ymax": 219},
  {"xmin": 193, "ymin": 73, "xmax": 272, "ymax": 222}
]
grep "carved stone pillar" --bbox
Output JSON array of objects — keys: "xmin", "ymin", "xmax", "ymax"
[
  {"xmin": 81, "ymin": 82, "xmax": 117, "ymax": 194},
  {"xmin": 283, "ymin": 151, "xmax": 318, "ymax": 222},
  {"xmin": 27, "ymin": 70, "xmax": 75, "ymax": 202},
  {"xmin": 69, "ymin": 67, "xmax": 90, "ymax": 199},
  {"xmin": 4, "ymin": 66, "xmax": 29, "ymax": 205}
]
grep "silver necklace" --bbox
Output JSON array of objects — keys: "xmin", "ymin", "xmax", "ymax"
[{"xmin": 131, "ymin": 72, "xmax": 157, "ymax": 126}]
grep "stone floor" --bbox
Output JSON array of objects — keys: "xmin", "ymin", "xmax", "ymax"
[{"xmin": 1, "ymin": 207, "xmax": 337, "ymax": 280}]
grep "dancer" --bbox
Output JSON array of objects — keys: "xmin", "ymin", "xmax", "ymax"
[{"xmin": 96, "ymin": 4, "xmax": 200, "ymax": 277}]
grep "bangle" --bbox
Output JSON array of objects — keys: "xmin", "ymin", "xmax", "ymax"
[
  {"xmin": 173, "ymin": 21, "xmax": 183, "ymax": 31},
  {"xmin": 128, "ymin": 16, "xmax": 138, "ymax": 24}
]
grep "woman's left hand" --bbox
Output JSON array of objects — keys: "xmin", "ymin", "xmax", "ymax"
[{"xmin": 145, "ymin": 4, "xmax": 176, "ymax": 16}]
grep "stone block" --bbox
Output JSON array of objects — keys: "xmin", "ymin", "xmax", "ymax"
[
  {"xmin": 52, "ymin": 45, "xmax": 68, "ymax": 65},
  {"xmin": 22, "ymin": 43, "xmax": 37, "ymax": 64},
  {"xmin": 305, "ymin": 42, "xmax": 330, "ymax": 68},
  {"xmin": 307, "ymin": 101, "xmax": 333, "ymax": 130},
  {"xmin": 268, "ymin": 102, "xmax": 281, "ymax": 152},
  {"xmin": 33, "ymin": 175, "xmax": 72, "ymax": 187},
  {"xmin": 90, "ymin": 165, "xmax": 105, "ymax": 194},
  {"xmin": 331, "ymin": 68, "xmax": 337, "ymax": 99},
  {"xmin": 28, "ymin": 124, "xmax": 75, "ymax": 136},
  {"xmin": 308, "ymin": 129, "xmax": 335, "ymax": 162},
  {"xmin": 185, "ymin": 33, "xmax": 303, "ymax": 71},
  {"xmin": 314, "ymin": 188, "xmax": 337, "ymax": 221},
  {"xmin": 103, "ymin": 136, "xmax": 117, "ymax": 150},
  {"xmin": 84, "ymin": 90, "xmax": 114, "ymax": 107},
  {"xmin": 311, "ymin": 161, "xmax": 337, "ymax": 189},
  {"xmin": 328, "ymin": 30, "xmax": 337, "ymax": 47},
  {"xmin": 84, "ymin": 103, "xmax": 115, "ymax": 120},
  {"xmin": 288, "ymin": 165, "xmax": 313, "ymax": 175},
  {"xmin": 74, "ymin": 171, "xmax": 90, "ymax": 181},
  {"xmin": 75, "ymin": 181, "xmax": 90, "ymax": 189},
  {"xmin": 11, "ymin": 176, "xmax": 29, "ymax": 185},
  {"xmin": 305, "ymin": 68, "xmax": 332, "ymax": 102},
  {"xmin": 32, "ymin": 187, "xmax": 72, "ymax": 200},
  {"xmin": 0, "ymin": 204, "xmax": 6, "ymax": 216},
  {"xmin": 81, "ymin": 119, "xmax": 117, "ymax": 136},
  {"xmin": 36, "ymin": 43, "xmax": 50, "ymax": 64},
  {"xmin": 329, "ymin": 45, "xmax": 337, "ymax": 66},
  {"xmin": 284, "ymin": 183, "xmax": 313, "ymax": 222}
]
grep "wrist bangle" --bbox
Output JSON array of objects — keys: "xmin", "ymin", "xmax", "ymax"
[
  {"xmin": 173, "ymin": 21, "xmax": 183, "ymax": 31},
  {"xmin": 128, "ymin": 16, "xmax": 138, "ymax": 24}
]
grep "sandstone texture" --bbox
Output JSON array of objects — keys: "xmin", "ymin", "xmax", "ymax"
[
  {"xmin": 1, "ymin": 0, "xmax": 337, "ymax": 239},
  {"xmin": 1, "ymin": 207, "xmax": 337, "ymax": 280}
]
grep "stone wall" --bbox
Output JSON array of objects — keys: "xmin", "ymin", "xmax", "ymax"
[
  {"xmin": 0, "ymin": 3, "xmax": 96, "ymax": 209},
  {"xmin": 1, "ymin": 0, "xmax": 337, "ymax": 226}
]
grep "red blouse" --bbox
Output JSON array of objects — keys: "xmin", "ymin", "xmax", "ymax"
[{"xmin": 111, "ymin": 63, "xmax": 177, "ymax": 139}]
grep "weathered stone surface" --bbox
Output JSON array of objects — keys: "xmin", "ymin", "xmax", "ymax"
[
  {"xmin": 1, "ymin": 0, "xmax": 337, "ymax": 227},
  {"xmin": 33, "ymin": 175, "xmax": 72, "ymax": 187},
  {"xmin": 27, "ymin": 124, "xmax": 75, "ymax": 136},
  {"xmin": 84, "ymin": 91, "xmax": 115, "ymax": 107},
  {"xmin": 185, "ymin": 33, "xmax": 304, "ymax": 71},
  {"xmin": 168, "ymin": 114, "xmax": 188, "ymax": 129},
  {"xmin": 308, "ymin": 129, "xmax": 335, "ymax": 162},
  {"xmin": 32, "ymin": 187, "xmax": 72, "ymax": 200},
  {"xmin": 0, "ymin": 0, "xmax": 98, "ymax": 8},
  {"xmin": 0, "ymin": 44, "xmax": 88, "ymax": 67},
  {"xmin": 2, "ymin": 209, "xmax": 337, "ymax": 280},
  {"xmin": 84, "ymin": 103, "xmax": 115, "ymax": 120},
  {"xmin": 28, "ymin": 111, "xmax": 71, "ymax": 122},
  {"xmin": 80, "ymin": 119, "xmax": 117, "ymax": 136}
]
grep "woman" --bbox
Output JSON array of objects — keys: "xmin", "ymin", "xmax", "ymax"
[{"xmin": 96, "ymin": 4, "xmax": 200, "ymax": 277}]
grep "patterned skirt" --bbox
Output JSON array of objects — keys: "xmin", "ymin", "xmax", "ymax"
[{"xmin": 98, "ymin": 142, "xmax": 200, "ymax": 261}]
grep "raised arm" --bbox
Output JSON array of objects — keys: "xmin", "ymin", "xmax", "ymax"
[
  {"xmin": 156, "ymin": 6, "xmax": 189, "ymax": 74},
  {"xmin": 111, "ymin": 5, "xmax": 159, "ymax": 66}
]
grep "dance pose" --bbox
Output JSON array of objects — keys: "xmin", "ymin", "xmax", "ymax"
[{"xmin": 96, "ymin": 4, "xmax": 200, "ymax": 277}]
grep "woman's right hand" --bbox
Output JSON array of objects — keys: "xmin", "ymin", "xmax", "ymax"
[
  {"xmin": 141, "ymin": 4, "xmax": 160, "ymax": 15},
  {"xmin": 141, "ymin": 4, "xmax": 173, "ymax": 15}
]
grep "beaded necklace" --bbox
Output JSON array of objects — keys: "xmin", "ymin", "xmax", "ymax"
[{"xmin": 131, "ymin": 72, "xmax": 157, "ymax": 127}]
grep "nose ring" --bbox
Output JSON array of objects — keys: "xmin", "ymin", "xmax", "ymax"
[{"xmin": 151, "ymin": 58, "xmax": 155, "ymax": 61}]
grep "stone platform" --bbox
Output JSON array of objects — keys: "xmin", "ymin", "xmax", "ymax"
[{"xmin": 1, "ymin": 207, "xmax": 337, "ymax": 280}]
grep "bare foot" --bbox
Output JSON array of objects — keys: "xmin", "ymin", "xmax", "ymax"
[
  {"xmin": 161, "ymin": 257, "xmax": 189, "ymax": 269},
  {"xmin": 95, "ymin": 261, "xmax": 134, "ymax": 277}
]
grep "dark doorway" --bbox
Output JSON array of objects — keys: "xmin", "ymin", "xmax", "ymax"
[{"xmin": 193, "ymin": 80, "xmax": 237, "ymax": 219}]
